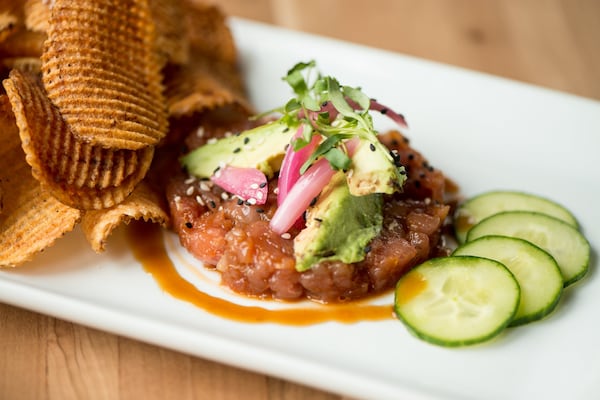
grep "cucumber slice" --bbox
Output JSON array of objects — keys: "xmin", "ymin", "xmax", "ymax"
[
  {"xmin": 453, "ymin": 236, "xmax": 563, "ymax": 326},
  {"xmin": 466, "ymin": 211, "xmax": 590, "ymax": 286},
  {"xmin": 454, "ymin": 191, "xmax": 578, "ymax": 243},
  {"xmin": 394, "ymin": 256, "xmax": 520, "ymax": 347}
]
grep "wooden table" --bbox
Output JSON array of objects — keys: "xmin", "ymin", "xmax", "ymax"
[{"xmin": 1, "ymin": 1, "xmax": 599, "ymax": 399}]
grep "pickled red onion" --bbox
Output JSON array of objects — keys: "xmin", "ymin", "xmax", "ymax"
[
  {"xmin": 270, "ymin": 158, "xmax": 335, "ymax": 234},
  {"xmin": 211, "ymin": 165, "xmax": 268, "ymax": 205},
  {"xmin": 277, "ymin": 126, "xmax": 321, "ymax": 206}
]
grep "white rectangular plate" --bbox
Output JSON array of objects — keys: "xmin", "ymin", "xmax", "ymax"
[{"xmin": 1, "ymin": 19, "xmax": 599, "ymax": 400}]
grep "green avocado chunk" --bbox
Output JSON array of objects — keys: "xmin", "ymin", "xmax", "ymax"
[
  {"xmin": 294, "ymin": 171, "xmax": 383, "ymax": 272},
  {"xmin": 181, "ymin": 120, "xmax": 296, "ymax": 179},
  {"xmin": 347, "ymin": 139, "xmax": 406, "ymax": 196}
]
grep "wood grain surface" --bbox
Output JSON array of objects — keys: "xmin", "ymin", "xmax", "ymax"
[{"xmin": 1, "ymin": 1, "xmax": 599, "ymax": 399}]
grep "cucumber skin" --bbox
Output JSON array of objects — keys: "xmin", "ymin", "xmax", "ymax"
[
  {"xmin": 394, "ymin": 256, "xmax": 520, "ymax": 347},
  {"xmin": 453, "ymin": 190, "xmax": 579, "ymax": 244},
  {"xmin": 453, "ymin": 235, "xmax": 563, "ymax": 327},
  {"xmin": 466, "ymin": 211, "xmax": 590, "ymax": 287}
]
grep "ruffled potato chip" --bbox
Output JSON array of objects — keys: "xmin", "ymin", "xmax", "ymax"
[
  {"xmin": 0, "ymin": 94, "xmax": 81, "ymax": 267},
  {"xmin": 163, "ymin": 2, "xmax": 251, "ymax": 118},
  {"xmin": 23, "ymin": 0, "xmax": 48, "ymax": 33},
  {"xmin": 81, "ymin": 180, "xmax": 169, "ymax": 253},
  {"xmin": 3, "ymin": 69, "xmax": 154, "ymax": 210},
  {"xmin": 41, "ymin": 0, "xmax": 168, "ymax": 150},
  {"xmin": 150, "ymin": 0, "xmax": 188, "ymax": 66}
]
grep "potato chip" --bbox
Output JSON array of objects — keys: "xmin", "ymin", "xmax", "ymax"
[
  {"xmin": 41, "ymin": 0, "xmax": 168, "ymax": 150},
  {"xmin": 163, "ymin": 2, "xmax": 251, "ymax": 118},
  {"xmin": 0, "ymin": 94, "xmax": 81, "ymax": 267},
  {"xmin": 0, "ymin": 28, "xmax": 45, "ymax": 58},
  {"xmin": 23, "ymin": 0, "xmax": 48, "ymax": 33},
  {"xmin": 81, "ymin": 181, "xmax": 169, "ymax": 253},
  {"xmin": 1, "ymin": 56, "xmax": 41, "ymax": 74},
  {"xmin": 3, "ymin": 69, "xmax": 154, "ymax": 210},
  {"xmin": 150, "ymin": 0, "xmax": 188, "ymax": 66}
]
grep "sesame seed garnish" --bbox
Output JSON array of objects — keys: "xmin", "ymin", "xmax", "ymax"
[
  {"xmin": 281, "ymin": 232, "xmax": 291, "ymax": 240},
  {"xmin": 184, "ymin": 176, "xmax": 196, "ymax": 184},
  {"xmin": 250, "ymin": 183, "xmax": 259, "ymax": 190},
  {"xmin": 243, "ymin": 137, "xmax": 250, "ymax": 144},
  {"xmin": 309, "ymin": 197, "xmax": 318, "ymax": 207},
  {"xmin": 273, "ymin": 187, "xmax": 279, "ymax": 194},
  {"xmin": 185, "ymin": 222, "xmax": 193, "ymax": 229},
  {"xmin": 237, "ymin": 198, "xmax": 244, "ymax": 205},
  {"xmin": 369, "ymin": 143, "xmax": 376, "ymax": 152},
  {"xmin": 256, "ymin": 191, "xmax": 264, "ymax": 200},
  {"xmin": 195, "ymin": 195, "xmax": 204, "ymax": 206},
  {"xmin": 221, "ymin": 192, "xmax": 230, "ymax": 201},
  {"xmin": 380, "ymin": 108, "xmax": 388, "ymax": 115},
  {"xmin": 185, "ymin": 186, "xmax": 194, "ymax": 196},
  {"xmin": 224, "ymin": 131, "xmax": 233, "ymax": 137},
  {"xmin": 209, "ymin": 200, "xmax": 217, "ymax": 208},
  {"xmin": 259, "ymin": 181, "xmax": 267, "ymax": 188},
  {"xmin": 314, "ymin": 217, "xmax": 323, "ymax": 223},
  {"xmin": 207, "ymin": 138, "xmax": 218, "ymax": 144},
  {"xmin": 364, "ymin": 245, "xmax": 372, "ymax": 253},
  {"xmin": 256, "ymin": 208, "xmax": 265, "ymax": 214},
  {"xmin": 233, "ymin": 147, "xmax": 241, "ymax": 153},
  {"xmin": 196, "ymin": 126, "xmax": 205, "ymax": 138},
  {"xmin": 199, "ymin": 182, "xmax": 211, "ymax": 191},
  {"xmin": 246, "ymin": 198, "xmax": 257, "ymax": 205}
]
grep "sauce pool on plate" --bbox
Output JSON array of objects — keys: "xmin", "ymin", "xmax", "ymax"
[{"xmin": 126, "ymin": 222, "xmax": 394, "ymax": 325}]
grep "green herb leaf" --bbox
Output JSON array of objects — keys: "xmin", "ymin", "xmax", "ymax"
[{"xmin": 324, "ymin": 147, "xmax": 352, "ymax": 171}]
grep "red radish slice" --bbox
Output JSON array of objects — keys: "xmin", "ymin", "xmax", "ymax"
[{"xmin": 211, "ymin": 165, "xmax": 268, "ymax": 205}]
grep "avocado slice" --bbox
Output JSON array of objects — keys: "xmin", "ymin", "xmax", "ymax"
[
  {"xmin": 181, "ymin": 120, "xmax": 296, "ymax": 179},
  {"xmin": 347, "ymin": 139, "xmax": 406, "ymax": 196},
  {"xmin": 294, "ymin": 171, "xmax": 383, "ymax": 272}
]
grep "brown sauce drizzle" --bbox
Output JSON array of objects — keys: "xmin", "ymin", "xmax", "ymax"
[{"xmin": 126, "ymin": 222, "xmax": 394, "ymax": 325}]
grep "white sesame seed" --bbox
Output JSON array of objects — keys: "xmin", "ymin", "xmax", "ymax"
[
  {"xmin": 207, "ymin": 137, "xmax": 218, "ymax": 144},
  {"xmin": 184, "ymin": 176, "xmax": 196, "ymax": 184},
  {"xmin": 281, "ymin": 233, "xmax": 291, "ymax": 240},
  {"xmin": 224, "ymin": 131, "xmax": 233, "ymax": 137},
  {"xmin": 196, "ymin": 126, "xmax": 205, "ymax": 138},
  {"xmin": 247, "ymin": 198, "xmax": 257, "ymax": 205},
  {"xmin": 221, "ymin": 192, "xmax": 230, "ymax": 201},
  {"xmin": 250, "ymin": 183, "xmax": 259, "ymax": 190},
  {"xmin": 185, "ymin": 186, "xmax": 194, "ymax": 196},
  {"xmin": 256, "ymin": 191, "xmax": 263, "ymax": 200},
  {"xmin": 199, "ymin": 182, "xmax": 211, "ymax": 191},
  {"xmin": 195, "ymin": 195, "xmax": 204, "ymax": 206},
  {"xmin": 273, "ymin": 187, "xmax": 279, "ymax": 194}
]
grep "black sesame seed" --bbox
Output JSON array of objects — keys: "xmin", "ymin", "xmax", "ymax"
[
  {"xmin": 380, "ymin": 108, "xmax": 388, "ymax": 115},
  {"xmin": 399, "ymin": 169, "xmax": 407, "ymax": 175},
  {"xmin": 243, "ymin": 137, "xmax": 250, "ymax": 144},
  {"xmin": 256, "ymin": 208, "xmax": 265, "ymax": 214},
  {"xmin": 213, "ymin": 166, "xmax": 221, "ymax": 174},
  {"xmin": 185, "ymin": 222, "xmax": 193, "ymax": 229},
  {"xmin": 369, "ymin": 143, "xmax": 376, "ymax": 152},
  {"xmin": 283, "ymin": 127, "xmax": 290, "ymax": 132},
  {"xmin": 364, "ymin": 245, "xmax": 372, "ymax": 253},
  {"xmin": 314, "ymin": 218, "xmax": 323, "ymax": 223},
  {"xmin": 259, "ymin": 181, "xmax": 267, "ymax": 188},
  {"xmin": 309, "ymin": 196, "xmax": 318, "ymax": 207},
  {"xmin": 322, "ymin": 101, "xmax": 329, "ymax": 106},
  {"xmin": 237, "ymin": 198, "xmax": 244, "ymax": 205},
  {"xmin": 233, "ymin": 147, "xmax": 241, "ymax": 153},
  {"xmin": 209, "ymin": 200, "xmax": 217, "ymax": 208}
]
